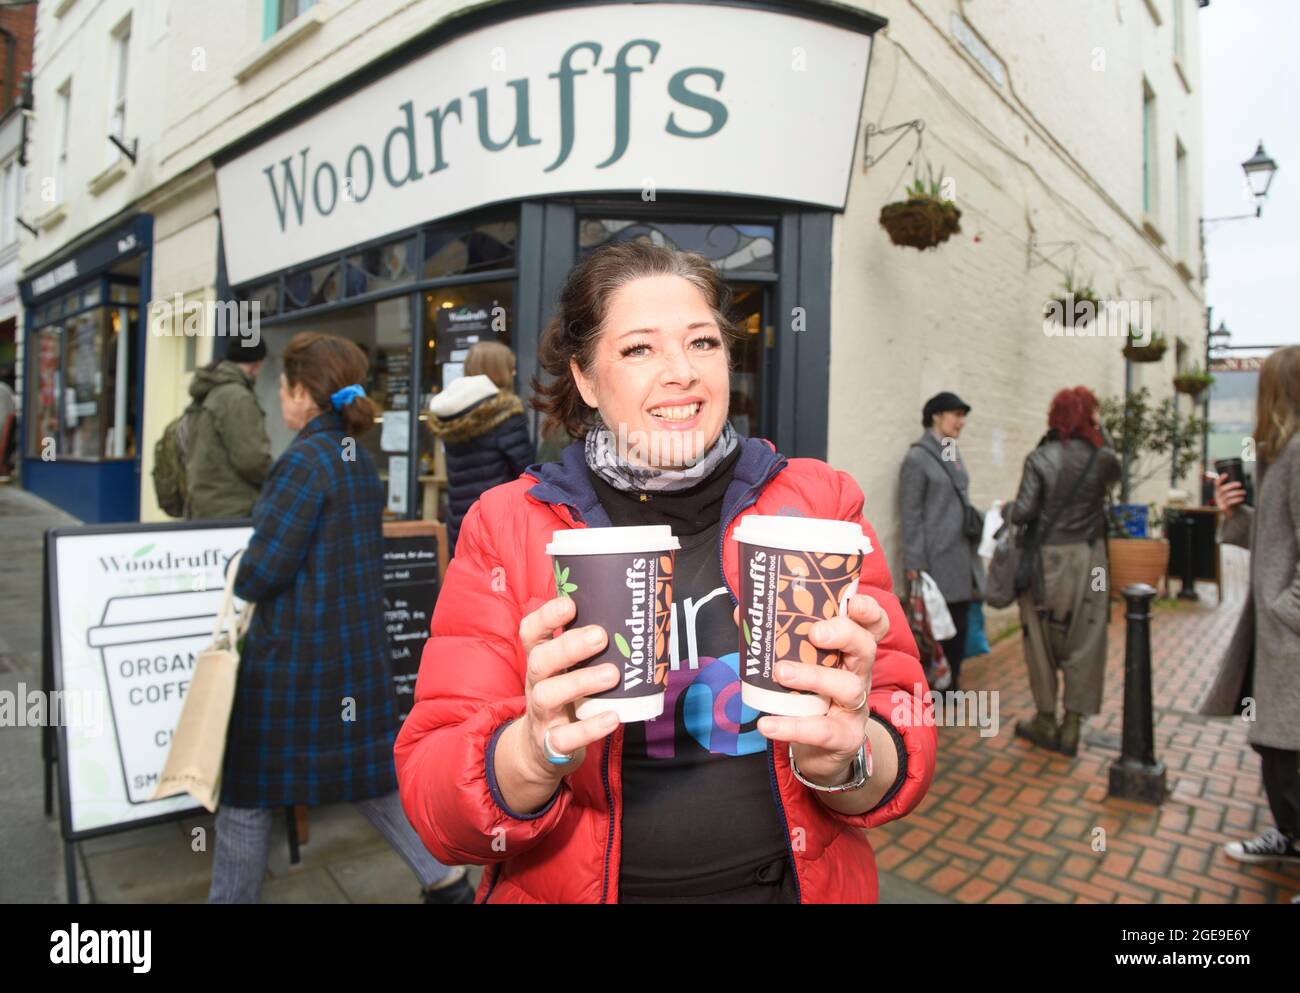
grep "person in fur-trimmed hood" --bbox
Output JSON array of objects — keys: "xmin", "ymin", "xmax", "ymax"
[{"xmin": 429, "ymin": 342, "xmax": 534, "ymax": 551}]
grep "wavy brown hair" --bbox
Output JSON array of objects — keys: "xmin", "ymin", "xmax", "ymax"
[
  {"xmin": 531, "ymin": 241, "xmax": 743, "ymax": 439},
  {"xmin": 1255, "ymin": 345, "xmax": 1300, "ymax": 464},
  {"xmin": 281, "ymin": 332, "xmax": 378, "ymax": 436}
]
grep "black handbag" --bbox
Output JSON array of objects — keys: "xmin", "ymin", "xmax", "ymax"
[{"xmin": 910, "ymin": 443, "xmax": 983, "ymax": 541}]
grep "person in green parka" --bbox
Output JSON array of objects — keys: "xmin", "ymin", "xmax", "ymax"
[{"xmin": 184, "ymin": 335, "xmax": 272, "ymax": 519}]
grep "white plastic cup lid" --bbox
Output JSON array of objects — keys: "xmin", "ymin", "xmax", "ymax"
[
  {"xmin": 547, "ymin": 524, "xmax": 681, "ymax": 557},
  {"xmin": 733, "ymin": 515, "xmax": 871, "ymax": 555}
]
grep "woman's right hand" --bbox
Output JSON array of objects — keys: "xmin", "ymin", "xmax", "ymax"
[
  {"xmin": 1214, "ymin": 472, "xmax": 1247, "ymax": 520},
  {"xmin": 495, "ymin": 597, "xmax": 621, "ymax": 812}
]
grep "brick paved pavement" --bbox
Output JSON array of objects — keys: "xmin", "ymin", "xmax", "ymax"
[{"xmin": 871, "ymin": 546, "xmax": 1300, "ymax": 904}]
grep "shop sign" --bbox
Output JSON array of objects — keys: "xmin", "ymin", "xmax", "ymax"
[{"xmin": 216, "ymin": 3, "xmax": 872, "ymax": 284}]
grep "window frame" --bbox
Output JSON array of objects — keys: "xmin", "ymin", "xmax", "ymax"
[
  {"xmin": 54, "ymin": 78, "xmax": 72, "ymax": 203},
  {"xmin": 107, "ymin": 17, "xmax": 132, "ymax": 165}
]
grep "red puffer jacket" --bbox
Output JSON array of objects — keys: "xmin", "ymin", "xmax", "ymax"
[{"xmin": 395, "ymin": 438, "xmax": 937, "ymax": 903}]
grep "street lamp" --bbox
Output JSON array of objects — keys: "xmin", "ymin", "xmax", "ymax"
[
  {"xmin": 1241, "ymin": 141, "xmax": 1279, "ymax": 211},
  {"xmin": 1197, "ymin": 141, "xmax": 1279, "ymax": 486}
]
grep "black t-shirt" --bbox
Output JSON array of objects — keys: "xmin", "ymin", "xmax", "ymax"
[{"xmin": 588, "ymin": 449, "xmax": 795, "ymax": 903}]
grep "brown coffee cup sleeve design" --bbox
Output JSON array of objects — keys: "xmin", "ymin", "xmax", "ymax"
[
  {"xmin": 776, "ymin": 551, "xmax": 863, "ymax": 669},
  {"xmin": 653, "ymin": 554, "xmax": 674, "ymax": 688}
]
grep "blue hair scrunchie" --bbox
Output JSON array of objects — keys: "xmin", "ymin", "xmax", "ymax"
[{"xmin": 331, "ymin": 384, "xmax": 366, "ymax": 410}]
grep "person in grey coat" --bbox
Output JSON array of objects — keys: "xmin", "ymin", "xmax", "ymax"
[
  {"xmin": 900, "ymin": 391, "xmax": 984, "ymax": 689},
  {"xmin": 1200, "ymin": 345, "xmax": 1300, "ymax": 867}
]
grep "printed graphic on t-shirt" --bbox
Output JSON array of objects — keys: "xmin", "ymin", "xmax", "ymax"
[{"xmin": 641, "ymin": 584, "xmax": 765, "ymax": 758}]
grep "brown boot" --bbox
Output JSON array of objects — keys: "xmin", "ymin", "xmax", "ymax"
[
  {"xmin": 1014, "ymin": 712, "xmax": 1059, "ymax": 751},
  {"xmin": 1058, "ymin": 712, "xmax": 1083, "ymax": 757}
]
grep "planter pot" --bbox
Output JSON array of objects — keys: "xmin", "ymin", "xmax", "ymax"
[
  {"xmin": 1107, "ymin": 537, "xmax": 1170, "ymax": 597},
  {"xmin": 1123, "ymin": 339, "xmax": 1168, "ymax": 363},
  {"xmin": 1173, "ymin": 376, "xmax": 1212, "ymax": 397},
  {"xmin": 879, "ymin": 197, "xmax": 962, "ymax": 249},
  {"xmin": 1044, "ymin": 295, "xmax": 1103, "ymax": 329}
]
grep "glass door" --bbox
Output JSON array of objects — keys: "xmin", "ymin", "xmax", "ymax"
[
  {"xmin": 576, "ymin": 215, "xmax": 778, "ymax": 441},
  {"xmin": 724, "ymin": 281, "xmax": 773, "ymax": 441}
]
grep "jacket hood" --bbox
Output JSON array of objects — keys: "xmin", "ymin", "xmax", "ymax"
[
  {"xmin": 429, "ymin": 375, "xmax": 499, "ymax": 417},
  {"xmin": 189, "ymin": 360, "xmax": 253, "ymax": 401},
  {"xmin": 524, "ymin": 432, "xmax": 786, "ymax": 530},
  {"xmin": 428, "ymin": 383, "xmax": 524, "ymax": 443}
]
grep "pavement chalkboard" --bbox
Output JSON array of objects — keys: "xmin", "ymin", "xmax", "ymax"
[{"xmin": 381, "ymin": 522, "xmax": 446, "ymax": 721}]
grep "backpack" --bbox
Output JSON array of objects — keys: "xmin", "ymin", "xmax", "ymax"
[{"xmin": 153, "ymin": 404, "xmax": 201, "ymax": 517}]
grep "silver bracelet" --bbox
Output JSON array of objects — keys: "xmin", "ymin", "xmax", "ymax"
[{"xmin": 788, "ymin": 735, "xmax": 872, "ymax": 794}]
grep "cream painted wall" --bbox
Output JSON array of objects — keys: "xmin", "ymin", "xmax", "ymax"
[{"xmin": 827, "ymin": 0, "xmax": 1205, "ymax": 588}]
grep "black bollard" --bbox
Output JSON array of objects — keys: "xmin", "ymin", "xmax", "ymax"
[
  {"xmin": 1107, "ymin": 583, "xmax": 1167, "ymax": 804},
  {"xmin": 1175, "ymin": 510, "xmax": 1199, "ymax": 601}
]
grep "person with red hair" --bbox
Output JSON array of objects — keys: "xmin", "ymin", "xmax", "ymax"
[{"xmin": 1004, "ymin": 386, "xmax": 1120, "ymax": 755}]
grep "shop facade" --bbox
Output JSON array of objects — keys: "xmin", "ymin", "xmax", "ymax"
[
  {"xmin": 210, "ymin": 0, "xmax": 882, "ymax": 520},
  {"xmin": 18, "ymin": 215, "xmax": 150, "ymax": 521}
]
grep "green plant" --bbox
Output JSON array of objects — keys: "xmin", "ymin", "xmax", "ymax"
[
  {"xmin": 1173, "ymin": 364, "xmax": 1215, "ymax": 396},
  {"xmin": 1100, "ymin": 387, "xmax": 1205, "ymax": 501},
  {"xmin": 1122, "ymin": 331, "xmax": 1169, "ymax": 362},
  {"xmin": 1043, "ymin": 272, "xmax": 1104, "ymax": 328},
  {"xmin": 878, "ymin": 164, "xmax": 961, "ymax": 249}
]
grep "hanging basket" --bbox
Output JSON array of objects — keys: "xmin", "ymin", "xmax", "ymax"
[
  {"xmin": 1123, "ymin": 335, "xmax": 1168, "ymax": 363},
  {"xmin": 1173, "ymin": 373, "xmax": 1214, "ymax": 396},
  {"xmin": 1044, "ymin": 293, "xmax": 1104, "ymax": 329},
  {"xmin": 878, "ymin": 196, "xmax": 962, "ymax": 250}
]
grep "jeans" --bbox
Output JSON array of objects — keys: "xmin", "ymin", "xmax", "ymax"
[{"xmin": 207, "ymin": 790, "xmax": 454, "ymax": 903}]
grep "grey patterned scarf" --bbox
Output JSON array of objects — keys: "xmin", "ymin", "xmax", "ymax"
[{"xmin": 584, "ymin": 421, "xmax": 741, "ymax": 493}]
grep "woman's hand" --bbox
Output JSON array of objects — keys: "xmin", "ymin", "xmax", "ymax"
[
  {"xmin": 495, "ymin": 597, "xmax": 621, "ymax": 813},
  {"xmin": 740, "ymin": 594, "xmax": 890, "ymax": 787},
  {"xmin": 1214, "ymin": 471, "xmax": 1247, "ymax": 521}
]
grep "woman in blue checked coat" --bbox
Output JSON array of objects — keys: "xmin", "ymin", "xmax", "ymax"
[{"xmin": 207, "ymin": 332, "xmax": 472, "ymax": 904}]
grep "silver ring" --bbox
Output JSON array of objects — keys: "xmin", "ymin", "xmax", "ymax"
[
  {"xmin": 542, "ymin": 727, "xmax": 574, "ymax": 765},
  {"xmin": 845, "ymin": 689, "xmax": 868, "ymax": 713}
]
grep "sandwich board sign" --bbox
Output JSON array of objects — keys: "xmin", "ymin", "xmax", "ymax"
[{"xmin": 43, "ymin": 520, "xmax": 253, "ymax": 897}]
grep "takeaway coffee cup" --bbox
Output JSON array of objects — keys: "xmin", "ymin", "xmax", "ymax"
[
  {"xmin": 546, "ymin": 525, "xmax": 679, "ymax": 723},
  {"xmin": 1215, "ymin": 457, "xmax": 1245, "ymax": 488},
  {"xmin": 734, "ymin": 516, "xmax": 872, "ymax": 717},
  {"xmin": 1215, "ymin": 456, "xmax": 1248, "ymax": 501}
]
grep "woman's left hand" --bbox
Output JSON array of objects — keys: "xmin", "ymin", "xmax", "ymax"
[{"xmin": 739, "ymin": 594, "xmax": 890, "ymax": 787}]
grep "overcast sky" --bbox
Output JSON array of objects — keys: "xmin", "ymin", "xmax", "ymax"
[{"xmin": 1200, "ymin": 0, "xmax": 1299, "ymax": 350}]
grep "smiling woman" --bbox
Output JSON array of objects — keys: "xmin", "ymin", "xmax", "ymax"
[{"xmin": 393, "ymin": 242, "xmax": 937, "ymax": 905}]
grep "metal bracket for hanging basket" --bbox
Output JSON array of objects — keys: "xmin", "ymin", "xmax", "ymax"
[{"xmin": 863, "ymin": 119, "xmax": 925, "ymax": 171}]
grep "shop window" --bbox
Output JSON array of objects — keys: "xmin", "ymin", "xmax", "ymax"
[
  {"xmin": 345, "ymin": 237, "xmax": 417, "ymax": 297},
  {"xmin": 81, "ymin": 283, "xmax": 102, "ymax": 309},
  {"xmin": 108, "ymin": 282, "xmax": 138, "ymax": 304},
  {"xmin": 260, "ymin": 295, "xmax": 415, "ymax": 514},
  {"xmin": 418, "ymin": 280, "xmax": 516, "ymax": 521},
  {"xmin": 422, "ymin": 218, "xmax": 518, "ymax": 279},
  {"xmin": 27, "ymin": 328, "xmax": 62, "ymax": 459},
  {"xmin": 242, "ymin": 280, "xmax": 281, "ymax": 320},
  {"xmin": 283, "ymin": 260, "xmax": 340, "ymax": 312},
  {"xmin": 26, "ymin": 301, "xmax": 138, "ymax": 461},
  {"xmin": 579, "ymin": 218, "xmax": 776, "ymax": 274}
]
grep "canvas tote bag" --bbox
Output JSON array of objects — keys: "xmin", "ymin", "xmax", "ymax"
[{"xmin": 151, "ymin": 550, "xmax": 253, "ymax": 812}]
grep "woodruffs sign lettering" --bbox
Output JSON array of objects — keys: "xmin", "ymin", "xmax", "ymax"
[{"xmin": 216, "ymin": 3, "xmax": 871, "ymax": 284}]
